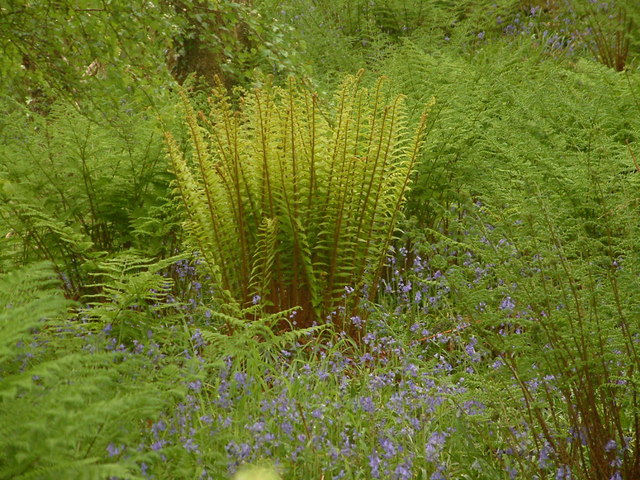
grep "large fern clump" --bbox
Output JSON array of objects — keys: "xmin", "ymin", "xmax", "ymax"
[{"xmin": 165, "ymin": 73, "xmax": 430, "ymax": 331}]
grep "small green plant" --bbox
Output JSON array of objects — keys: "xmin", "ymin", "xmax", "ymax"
[
  {"xmin": 165, "ymin": 72, "xmax": 431, "ymax": 332},
  {"xmin": 82, "ymin": 253, "xmax": 182, "ymax": 342}
]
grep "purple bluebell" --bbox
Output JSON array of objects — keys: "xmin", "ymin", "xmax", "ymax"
[
  {"xmin": 191, "ymin": 329, "xmax": 205, "ymax": 347},
  {"xmin": 369, "ymin": 451, "xmax": 381, "ymax": 478},
  {"xmin": 539, "ymin": 443, "xmax": 551, "ymax": 468},
  {"xmin": 151, "ymin": 440, "xmax": 166, "ymax": 451},
  {"xmin": 394, "ymin": 459, "xmax": 412, "ymax": 480},
  {"xmin": 431, "ymin": 467, "xmax": 446, "ymax": 480},
  {"xmin": 500, "ymin": 296, "xmax": 515, "ymax": 311},
  {"xmin": 107, "ymin": 443, "xmax": 123, "ymax": 457},
  {"xmin": 360, "ymin": 396, "xmax": 375, "ymax": 413},
  {"xmin": 556, "ymin": 465, "xmax": 571, "ymax": 479},
  {"xmin": 380, "ymin": 437, "xmax": 397, "ymax": 458},
  {"xmin": 234, "ymin": 372, "xmax": 248, "ymax": 387},
  {"xmin": 425, "ymin": 431, "xmax": 447, "ymax": 462},
  {"xmin": 282, "ymin": 421, "xmax": 293, "ymax": 435},
  {"xmin": 151, "ymin": 419, "xmax": 167, "ymax": 435}
]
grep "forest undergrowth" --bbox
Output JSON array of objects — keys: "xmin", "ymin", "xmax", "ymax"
[{"xmin": 1, "ymin": 0, "xmax": 640, "ymax": 479}]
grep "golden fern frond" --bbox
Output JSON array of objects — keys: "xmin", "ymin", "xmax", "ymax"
[
  {"xmin": 166, "ymin": 74, "xmax": 431, "ymax": 333},
  {"xmin": 249, "ymin": 217, "xmax": 279, "ymax": 302}
]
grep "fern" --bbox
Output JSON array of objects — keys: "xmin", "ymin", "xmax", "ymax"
[
  {"xmin": 380, "ymin": 40, "xmax": 640, "ymax": 236},
  {"xmin": 249, "ymin": 217, "xmax": 279, "ymax": 301},
  {"xmin": 82, "ymin": 252, "xmax": 181, "ymax": 342},
  {"xmin": 379, "ymin": 39, "xmax": 640, "ymax": 478},
  {"xmin": 0, "ymin": 100, "xmax": 175, "ymax": 294},
  {"xmin": 198, "ymin": 303, "xmax": 325, "ymax": 369},
  {"xmin": 165, "ymin": 73, "xmax": 431, "ymax": 332},
  {"xmin": 0, "ymin": 263, "xmax": 169, "ymax": 479}
]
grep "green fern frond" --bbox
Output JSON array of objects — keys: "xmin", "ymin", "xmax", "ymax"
[
  {"xmin": 198, "ymin": 305, "xmax": 324, "ymax": 365},
  {"xmin": 0, "ymin": 101, "xmax": 172, "ymax": 288},
  {"xmin": 0, "ymin": 263, "xmax": 170, "ymax": 480},
  {"xmin": 249, "ymin": 217, "xmax": 279, "ymax": 302},
  {"xmin": 81, "ymin": 253, "xmax": 183, "ymax": 340}
]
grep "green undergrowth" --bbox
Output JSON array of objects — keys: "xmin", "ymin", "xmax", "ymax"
[
  {"xmin": 0, "ymin": 263, "xmax": 181, "ymax": 479},
  {"xmin": 2, "ymin": 0, "xmax": 640, "ymax": 479}
]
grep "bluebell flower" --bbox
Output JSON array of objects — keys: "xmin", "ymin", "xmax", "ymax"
[
  {"xmin": 462, "ymin": 400, "xmax": 486, "ymax": 415},
  {"xmin": 191, "ymin": 329, "xmax": 205, "ymax": 347},
  {"xmin": 556, "ymin": 465, "xmax": 571, "ymax": 479},
  {"xmin": 151, "ymin": 419, "xmax": 167, "ymax": 435},
  {"xmin": 234, "ymin": 372, "xmax": 248, "ymax": 387},
  {"xmin": 248, "ymin": 421, "xmax": 265, "ymax": 433},
  {"xmin": 394, "ymin": 459, "xmax": 412, "ymax": 480},
  {"xmin": 431, "ymin": 467, "xmax": 446, "ymax": 480},
  {"xmin": 380, "ymin": 437, "xmax": 397, "ymax": 458},
  {"xmin": 539, "ymin": 443, "xmax": 551, "ymax": 468},
  {"xmin": 369, "ymin": 451, "xmax": 381, "ymax": 478},
  {"xmin": 404, "ymin": 363, "xmax": 419, "ymax": 377},
  {"xmin": 151, "ymin": 440, "xmax": 166, "ymax": 451},
  {"xmin": 106, "ymin": 443, "xmax": 122, "ymax": 457},
  {"xmin": 500, "ymin": 296, "xmax": 515, "ymax": 311},
  {"xmin": 360, "ymin": 396, "xmax": 375, "ymax": 413},
  {"xmin": 425, "ymin": 431, "xmax": 447, "ymax": 462},
  {"xmin": 226, "ymin": 441, "xmax": 252, "ymax": 463},
  {"xmin": 282, "ymin": 421, "xmax": 293, "ymax": 435}
]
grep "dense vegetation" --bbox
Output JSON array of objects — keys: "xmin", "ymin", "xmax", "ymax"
[{"xmin": 1, "ymin": 0, "xmax": 640, "ymax": 478}]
